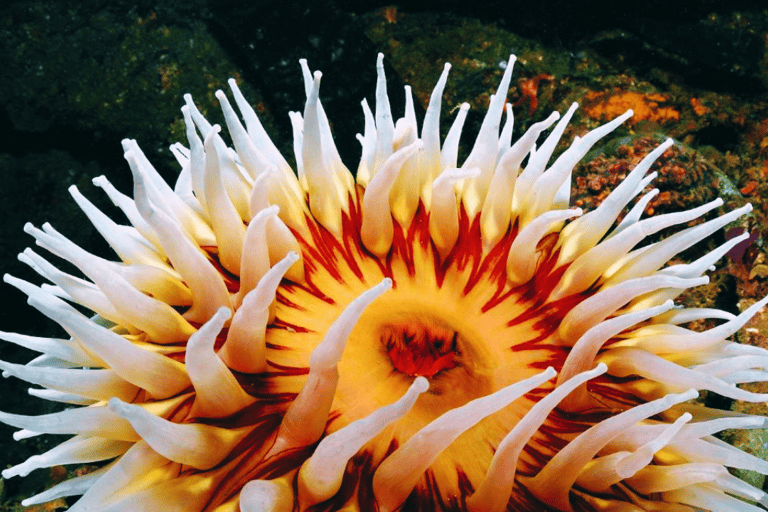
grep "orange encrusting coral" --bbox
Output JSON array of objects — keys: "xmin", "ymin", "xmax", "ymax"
[{"xmin": 583, "ymin": 90, "xmax": 680, "ymax": 124}]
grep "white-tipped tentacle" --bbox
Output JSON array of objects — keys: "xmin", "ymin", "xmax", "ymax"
[
  {"xmin": 361, "ymin": 140, "xmax": 423, "ymax": 257},
  {"xmin": 299, "ymin": 60, "xmax": 354, "ymax": 195},
  {"xmin": 107, "ymin": 397, "xmax": 251, "ymax": 470},
  {"xmin": 220, "ymin": 252, "xmax": 299, "ymax": 374},
  {"xmin": 440, "ymin": 103, "xmax": 469, "ymax": 171},
  {"xmin": 430, "ymin": 167, "xmax": 480, "ymax": 259},
  {"xmin": 372, "ymin": 367, "xmax": 556, "ymax": 512},
  {"xmin": 525, "ymin": 110, "xmax": 633, "ymax": 223},
  {"xmin": 2, "ymin": 434, "xmax": 133, "ymax": 480},
  {"xmin": 557, "ymin": 300, "xmax": 674, "ymax": 411},
  {"xmin": 605, "ymin": 203, "xmax": 753, "ymax": 285},
  {"xmin": 236, "ymin": 204, "xmax": 279, "ymax": 306},
  {"xmin": 266, "ymin": 279, "xmax": 392, "ymax": 458},
  {"xmin": 91, "ymin": 174, "xmax": 163, "ymax": 250},
  {"xmin": 0, "ymin": 355, "xmax": 139, "ymax": 402},
  {"xmin": 372, "ymin": 53, "xmax": 395, "ymax": 178},
  {"xmin": 65, "ymin": 441, "xmax": 173, "ymax": 512},
  {"xmin": 0, "ymin": 329, "xmax": 93, "ymax": 367},
  {"xmin": 419, "ymin": 62, "xmax": 451, "ymax": 205},
  {"xmin": 575, "ymin": 412, "xmax": 693, "ymax": 493},
  {"xmin": 526, "ymin": 389, "xmax": 698, "ymax": 511},
  {"xmin": 123, "ymin": 139, "xmax": 216, "ymax": 247},
  {"xmin": 467, "ymin": 364, "xmax": 607, "ymax": 512},
  {"xmin": 612, "ymin": 294, "xmax": 768, "ymax": 355},
  {"xmin": 303, "ymin": 71, "xmax": 352, "ymax": 236},
  {"xmin": 459, "ymin": 55, "xmax": 516, "ymax": 216},
  {"xmin": 298, "ymin": 376, "xmax": 429, "ymax": 507},
  {"xmin": 0, "ymin": 405, "xmax": 135, "ymax": 442},
  {"xmin": 69, "ymin": 185, "xmax": 164, "ymax": 266},
  {"xmin": 556, "ymin": 138, "xmax": 674, "ymax": 264},
  {"xmin": 240, "ymin": 479, "xmax": 294, "ymax": 512},
  {"xmin": 512, "ymin": 102, "xmax": 578, "ymax": 215},
  {"xmin": 507, "ymin": 208, "xmax": 582, "ymax": 285},
  {"xmin": 601, "ymin": 347, "xmax": 768, "ymax": 402},
  {"xmin": 356, "ymin": 98, "xmax": 377, "ymax": 187},
  {"xmin": 550, "ymin": 198, "xmax": 724, "ymax": 302},
  {"xmin": 201, "ymin": 125, "xmax": 246, "ymax": 275},
  {"xmin": 21, "ymin": 465, "xmax": 108, "ymax": 507},
  {"xmin": 186, "ymin": 307, "xmax": 255, "ymax": 418},
  {"xmin": 390, "ymin": 86, "xmax": 421, "ymax": 228},
  {"xmin": 558, "ymin": 275, "xmax": 708, "ymax": 343},
  {"xmin": 15, "ymin": 277, "xmax": 190, "ymax": 399}
]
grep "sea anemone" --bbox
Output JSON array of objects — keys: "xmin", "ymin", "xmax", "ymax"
[{"xmin": 2, "ymin": 53, "xmax": 768, "ymax": 512}]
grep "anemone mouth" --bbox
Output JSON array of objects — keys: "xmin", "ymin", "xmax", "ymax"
[
  {"xmin": 2, "ymin": 52, "xmax": 768, "ymax": 512},
  {"xmin": 380, "ymin": 314, "xmax": 462, "ymax": 378}
]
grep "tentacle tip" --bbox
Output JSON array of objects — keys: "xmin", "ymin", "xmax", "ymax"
[
  {"xmin": 107, "ymin": 397, "xmax": 126, "ymax": 414},
  {"xmin": 681, "ymin": 389, "xmax": 699, "ymax": 401},
  {"xmin": 413, "ymin": 376, "xmax": 430, "ymax": 393},
  {"xmin": 215, "ymin": 90, "xmax": 226, "ymax": 100},
  {"xmin": 215, "ymin": 306, "xmax": 233, "ymax": 321},
  {"xmin": 281, "ymin": 251, "xmax": 301, "ymax": 266},
  {"xmin": 380, "ymin": 277, "xmax": 393, "ymax": 290}
]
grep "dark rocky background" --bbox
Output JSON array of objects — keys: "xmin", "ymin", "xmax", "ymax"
[{"xmin": 2, "ymin": 0, "xmax": 768, "ymax": 508}]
